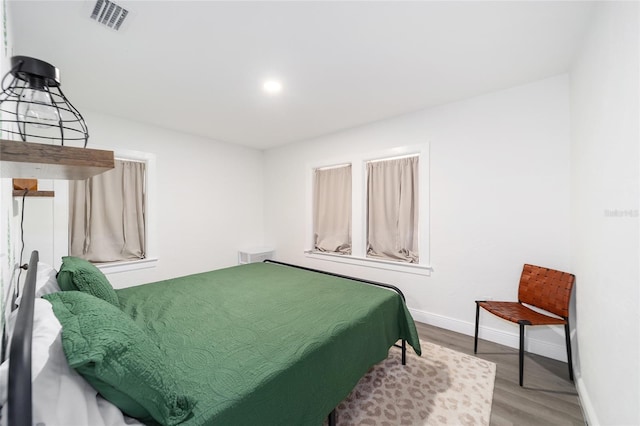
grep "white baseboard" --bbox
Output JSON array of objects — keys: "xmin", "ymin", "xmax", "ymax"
[
  {"xmin": 408, "ymin": 307, "xmax": 568, "ymax": 362},
  {"xmin": 575, "ymin": 375, "xmax": 597, "ymax": 426}
]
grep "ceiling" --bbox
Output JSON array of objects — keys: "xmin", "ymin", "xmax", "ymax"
[{"xmin": 8, "ymin": 1, "xmax": 594, "ymax": 150}]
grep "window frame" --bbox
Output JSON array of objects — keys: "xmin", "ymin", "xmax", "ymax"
[
  {"xmin": 305, "ymin": 143, "xmax": 431, "ymax": 276},
  {"xmin": 56, "ymin": 147, "xmax": 158, "ymax": 274}
]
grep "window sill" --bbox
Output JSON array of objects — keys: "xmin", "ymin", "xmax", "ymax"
[
  {"xmin": 95, "ymin": 257, "xmax": 158, "ymax": 275},
  {"xmin": 304, "ymin": 251, "xmax": 432, "ymax": 276}
]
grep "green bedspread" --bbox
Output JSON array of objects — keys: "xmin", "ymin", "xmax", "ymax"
[{"xmin": 116, "ymin": 262, "xmax": 421, "ymax": 426}]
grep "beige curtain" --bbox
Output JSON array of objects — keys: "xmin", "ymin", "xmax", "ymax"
[
  {"xmin": 313, "ymin": 165, "xmax": 352, "ymax": 254},
  {"xmin": 367, "ymin": 156, "xmax": 419, "ymax": 263},
  {"xmin": 69, "ymin": 159, "xmax": 146, "ymax": 262}
]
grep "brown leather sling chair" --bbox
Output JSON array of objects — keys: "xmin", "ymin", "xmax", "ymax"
[{"xmin": 474, "ymin": 264, "xmax": 575, "ymax": 386}]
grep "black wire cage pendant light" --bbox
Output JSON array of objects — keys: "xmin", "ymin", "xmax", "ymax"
[{"xmin": 0, "ymin": 56, "xmax": 89, "ymax": 147}]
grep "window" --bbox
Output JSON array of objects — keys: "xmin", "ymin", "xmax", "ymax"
[
  {"xmin": 366, "ymin": 155, "xmax": 419, "ymax": 263},
  {"xmin": 69, "ymin": 159, "xmax": 146, "ymax": 262},
  {"xmin": 307, "ymin": 144, "xmax": 430, "ymax": 275},
  {"xmin": 313, "ymin": 164, "xmax": 352, "ymax": 254}
]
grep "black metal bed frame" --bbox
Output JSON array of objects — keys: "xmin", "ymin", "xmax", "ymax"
[
  {"xmin": 5, "ymin": 250, "xmax": 38, "ymax": 426},
  {"xmin": 5, "ymin": 253, "xmax": 409, "ymax": 426},
  {"xmin": 263, "ymin": 259, "xmax": 410, "ymax": 426}
]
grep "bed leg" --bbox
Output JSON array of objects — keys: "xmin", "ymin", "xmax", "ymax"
[
  {"xmin": 402, "ymin": 340, "xmax": 407, "ymax": 365},
  {"xmin": 328, "ymin": 409, "xmax": 336, "ymax": 426}
]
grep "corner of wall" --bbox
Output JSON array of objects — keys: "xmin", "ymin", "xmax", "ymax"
[{"xmin": 568, "ymin": 2, "xmax": 640, "ymax": 425}]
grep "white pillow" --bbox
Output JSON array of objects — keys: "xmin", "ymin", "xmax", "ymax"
[
  {"xmin": 15, "ymin": 262, "xmax": 60, "ymax": 306},
  {"xmin": 0, "ymin": 298, "xmax": 144, "ymax": 426},
  {"xmin": 0, "ymin": 298, "xmax": 62, "ymax": 403}
]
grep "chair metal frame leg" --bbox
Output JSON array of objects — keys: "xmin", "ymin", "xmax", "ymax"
[
  {"xmin": 474, "ymin": 301, "xmax": 482, "ymax": 353},
  {"xmin": 517, "ymin": 320, "xmax": 531, "ymax": 387},
  {"xmin": 564, "ymin": 321, "xmax": 574, "ymax": 382}
]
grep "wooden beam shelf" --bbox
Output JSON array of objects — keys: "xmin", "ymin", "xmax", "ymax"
[
  {"xmin": 12, "ymin": 190, "xmax": 55, "ymax": 197},
  {"xmin": 0, "ymin": 139, "xmax": 114, "ymax": 180}
]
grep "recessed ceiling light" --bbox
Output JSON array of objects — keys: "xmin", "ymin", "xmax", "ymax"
[{"xmin": 263, "ymin": 80, "xmax": 283, "ymax": 94}]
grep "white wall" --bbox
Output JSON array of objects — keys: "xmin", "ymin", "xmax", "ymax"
[
  {"xmin": 15, "ymin": 111, "xmax": 265, "ymax": 288},
  {"xmin": 569, "ymin": 2, "xmax": 639, "ymax": 425},
  {"xmin": 264, "ymin": 74, "xmax": 573, "ymax": 361},
  {"xmin": 1, "ymin": 0, "xmax": 16, "ymax": 314}
]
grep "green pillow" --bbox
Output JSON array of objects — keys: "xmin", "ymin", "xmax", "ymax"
[
  {"xmin": 57, "ymin": 256, "xmax": 120, "ymax": 307},
  {"xmin": 43, "ymin": 291, "xmax": 195, "ymax": 426}
]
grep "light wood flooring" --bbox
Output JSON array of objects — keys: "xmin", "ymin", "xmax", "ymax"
[{"xmin": 415, "ymin": 322, "xmax": 585, "ymax": 426}]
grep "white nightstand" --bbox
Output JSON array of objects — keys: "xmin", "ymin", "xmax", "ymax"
[{"xmin": 238, "ymin": 246, "xmax": 275, "ymax": 264}]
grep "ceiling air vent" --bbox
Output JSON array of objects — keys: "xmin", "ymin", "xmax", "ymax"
[{"xmin": 90, "ymin": 0, "xmax": 129, "ymax": 31}]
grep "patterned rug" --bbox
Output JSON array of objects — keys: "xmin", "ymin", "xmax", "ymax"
[{"xmin": 328, "ymin": 341, "xmax": 496, "ymax": 426}]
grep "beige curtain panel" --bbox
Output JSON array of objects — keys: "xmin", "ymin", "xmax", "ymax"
[
  {"xmin": 367, "ymin": 156, "xmax": 419, "ymax": 263},
  {"xmin": 313, "ymin": 165, "xmax": 352, "ymax": 254},
  {"xmin": 69, "ymin": 159, "xmax": 146, "ymax": 262}
]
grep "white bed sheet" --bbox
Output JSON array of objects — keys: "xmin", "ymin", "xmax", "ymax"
[{"xmin": 1, "ymin": 298, "xmax": 143, "ymax": 426}]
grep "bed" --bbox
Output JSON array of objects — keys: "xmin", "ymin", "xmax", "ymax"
[{"xmin": 3, "ymin": 251, "xmax": 421, "ymax": 426}]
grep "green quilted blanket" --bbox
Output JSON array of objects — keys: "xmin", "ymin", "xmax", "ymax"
[{"xmin": 116, "ymin": 262, "xmax": 421, "ymax": 425}]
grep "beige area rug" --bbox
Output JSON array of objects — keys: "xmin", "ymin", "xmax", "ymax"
[{"xmin": 328, "ymin": 341, "xmax": 496, "ymax": 426}]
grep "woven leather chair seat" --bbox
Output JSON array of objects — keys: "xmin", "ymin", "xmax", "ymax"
[{"xmin": 477, "ymin": 301, "xmax": 567, "ymax": 326}]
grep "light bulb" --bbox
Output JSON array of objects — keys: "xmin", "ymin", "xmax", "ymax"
[
  {"xmin": 263, "ymin": 80, "xmax": 283, "ymax": 94},
  {"xmin": 18, "ymin": 87, "xmax": 60, "ymax": 128}
]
